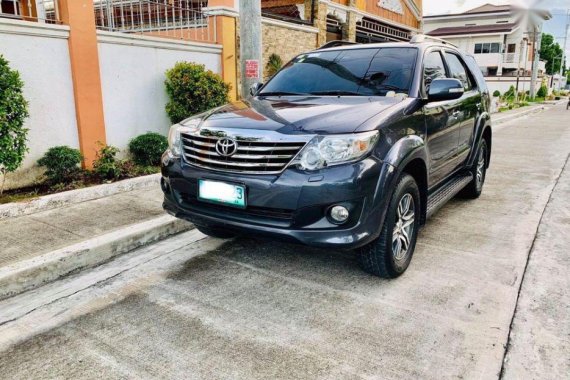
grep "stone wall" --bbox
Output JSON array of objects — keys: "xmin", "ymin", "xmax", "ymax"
[{"xmin": 261, "ymin": 19, "xmax": 318, "ymax": 81}]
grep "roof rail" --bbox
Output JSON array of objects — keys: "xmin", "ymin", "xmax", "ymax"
[
  {"xmin": 410, "ymin": 34, "xmax": 458, "ymax": 48},
  {"xmin": 317, "ymin": 40, "xmax": 360, "ymax": 50}
]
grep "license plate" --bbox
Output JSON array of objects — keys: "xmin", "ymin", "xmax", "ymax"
[{"xmin": 198, "ymin": 179, "xmax": 246, "ymax": 208}]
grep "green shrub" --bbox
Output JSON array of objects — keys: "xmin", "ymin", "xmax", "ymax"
[
  {"xmin": 492, "ymin": 90, "xmax": 501, "ymax": 97},
  {"xmin": 93, "ymin": 144, "xmax": 121, "ymax": 180},
  {"xmin": 536, "ymin": 85, "xmax": 548, "ymax": 98},
  {"xmin": 266, "ymin": 53, "xmax": 283, "ymax": 78},
  {"xmin": 38, "ymin": 146, "xmax": 83, "ymax": 184},
  {"xmin": 0, "ymin": 55, "xmax": 29, "ymax": 194},
  {"xmin": 128, "ymin": 132, "xmax": 168, "ymax": 166},
  {"xmin": 165, "ymin": 62, "xmax": 230, "ymax": 124},
  {"xmin": 503, "ymin": 85, "xmax": 516, "ymax": 100}
]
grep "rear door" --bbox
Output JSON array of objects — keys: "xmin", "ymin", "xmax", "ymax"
[
  {"xmin": 423, "ymin": 49, "xmax": 462, "ymax": 187},
  {"xmin": 443, "ymin": 51, "xmax": 482, "ymax": 162}
]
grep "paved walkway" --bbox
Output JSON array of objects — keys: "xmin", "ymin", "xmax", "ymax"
[
  {"xmin": 0, "ymin": 103, "xmax": 569, "ymax": 379},
  {"xmin": 502, "ymin": 154, "xmax": 570, "ymax": 378},
  {"xmin": 0, "ymin": 186, "xmax": 165, "ymax": 268}
]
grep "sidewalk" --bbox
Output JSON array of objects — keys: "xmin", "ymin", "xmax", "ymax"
[
  {"xmin": 502, "ymin": 154, "xmax": 570, "ymax": 378},
  {"xmin": 0, "ymin": 184, "xmax": 192, "ymax": 299}
]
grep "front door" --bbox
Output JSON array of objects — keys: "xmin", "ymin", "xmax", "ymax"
[
  {"xmin": 443, "ymin": 51, "xmax": 481, "ymax": 162},
  {"xmin": 423, "ymin": 50, "xmax": 462, "ymax": 187}
]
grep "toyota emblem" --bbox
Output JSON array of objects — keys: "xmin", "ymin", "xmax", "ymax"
[{"xmin": 215, "ymin": 137, "xmax": 238, "ymax": 157}]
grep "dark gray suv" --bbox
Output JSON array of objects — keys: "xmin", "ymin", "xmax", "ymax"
[{"xmin": 161, "ymin": 35, "xmax": 492, "ymax": 278}]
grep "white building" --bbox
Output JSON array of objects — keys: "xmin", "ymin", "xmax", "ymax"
[{"xmin": 423, "ymin": 3, "xmax": 552, "ymax": 95}]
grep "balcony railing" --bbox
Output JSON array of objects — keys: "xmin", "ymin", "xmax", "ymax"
[
  {"xmin": 93, "ymin": 0, "xmax": 216, "ymax": 43},
  {"xmin": 0, "ymin": 0, "xmax": 61, "ymax": 24}
]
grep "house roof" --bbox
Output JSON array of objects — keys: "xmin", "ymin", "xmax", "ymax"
[
  {"xmin": 427, "ymin": 23, "xmax": 517, "ymax": 37},
  {"xmin": 464, "ymin": 3, "xmax": 512, "ymax": 14},
  {"xmin": 424, "ymin": 3, "xmax": 551, "ymax": 20}
]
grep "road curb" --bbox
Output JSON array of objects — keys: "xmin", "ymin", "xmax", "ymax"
[
  {"xmin": 493, "ymin": 105, "xmax": 546, "ymax": 126},
  {"xmin": 0, "ymin": 174, "xmax": 161, "ymax": 221},
  {"xmin": 0, "ymin": 215, "xmax": 193, "ymax": 300}
]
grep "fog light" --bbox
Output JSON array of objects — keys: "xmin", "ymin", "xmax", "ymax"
[{"xmin": 330, "ymin": 205, "xmax": 349, "ymax": 223}]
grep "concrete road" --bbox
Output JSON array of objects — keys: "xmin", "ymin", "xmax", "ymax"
[{"xmin": 1, "ymin": 104, "xmax": 569, "ymax": 379}]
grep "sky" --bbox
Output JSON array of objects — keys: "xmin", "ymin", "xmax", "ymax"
[{"xmin": 423, "ymin": 0, "xmax": 570, "ymax": 67}]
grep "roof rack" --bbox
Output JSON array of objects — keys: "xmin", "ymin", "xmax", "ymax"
[
  {"xmin": 410, "ymin": 34, "xmax": 458, "ymax": 48},
  {"xmin": 317, "ymin": 40, "xmax": 360, "ymax": 50}
]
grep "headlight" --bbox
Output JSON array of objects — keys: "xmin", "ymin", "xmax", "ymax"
[
  {"xmin": 294, "ymin": 131, "xmax": 379, "ymax": 171},
  {"xmin": 167, "ymin": 118, "xmax": 202, "ymax": 157}
]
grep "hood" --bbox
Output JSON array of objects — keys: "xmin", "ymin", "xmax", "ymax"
[{"xmin": 199, "ymin": 96, "xmax": 405, "ymax": 135}]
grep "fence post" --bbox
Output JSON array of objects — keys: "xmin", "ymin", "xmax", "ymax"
[
  {"xmin": 204, "ymin": 0, "xmax": 239, "ymax": 101},
  {"xmin": 58, "ymin": 0, "xmax": 107, "ymax": 168}
]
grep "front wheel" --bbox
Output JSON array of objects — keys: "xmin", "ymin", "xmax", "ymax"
[{"xmin": 358, "ymin": 174, "xmax": 421, "ymax": 278}]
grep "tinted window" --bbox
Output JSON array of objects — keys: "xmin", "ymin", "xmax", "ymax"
[
  {"xmin": 445, "ymin": 53, "xmax": 471, "ymax": 90},
  {"xmin": 423, "ymin": 51, "xmax": 446, "ymax": 91},
  {"xmin": 259, "ymin": 48, "xmax": 418, "ymax": 96},
  {"xmin": 464, "ymin": 55, "xmax": 487, "ymax": 93}
]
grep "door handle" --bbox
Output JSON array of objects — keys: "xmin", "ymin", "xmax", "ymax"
[{"xmin": 452, "ymin": 110, "xmax": 461, "ymax": 118}]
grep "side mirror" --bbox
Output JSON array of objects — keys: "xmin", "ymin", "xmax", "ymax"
[
  {"xmin": 427, "ymin": 78, "xmax": 464, "ymax": 102},
  {"xmin": 250, "ymin": 82, "xmax": 264, "ymax": 96}
]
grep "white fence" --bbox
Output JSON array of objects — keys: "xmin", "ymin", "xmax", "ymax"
[
  {"xmin": 97, "ymin": 31, "xmax": 222, "ymax": 152},
  {"xmin": 0, "ymin": 18, "xmax": 78, "ymax": 190},
  {"xmin": 0, "ymin": 15, "xmax": 222, "ymax": 189}
]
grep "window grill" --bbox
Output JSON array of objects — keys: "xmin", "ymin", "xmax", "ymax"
[
  {"xmin": 356, "ymin": 17, "xmax": 411, "ymax": 42},
  {"xmin": 0, "ymin": 0, "xmax": 61, "ymax": 24},
  {"xmin": 93, "ymin": 0, "xmax": 215, "ymax": 43}
]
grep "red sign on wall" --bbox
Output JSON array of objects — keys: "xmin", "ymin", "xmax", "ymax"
[{"xmin": 245, "ymin": 60, "xmax": 259, "ymax": 79}]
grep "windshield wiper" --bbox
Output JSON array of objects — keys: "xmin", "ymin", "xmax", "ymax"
[
  {"xmin": 258, "ymin": 91, "xmax": 307, "ymax": 96},
  {"xmin": 307, "ymin": 90, "xmax": 363, "ymax": 96},
  {"xmin": 376, "ymin": 84, "xmax": 408, "ymax": 93}
]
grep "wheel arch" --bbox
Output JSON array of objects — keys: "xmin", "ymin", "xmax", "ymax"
[
  {"xmin": 482, "ymin": 125, "xmax": 492, "ymax": 168},
  {"xmin": 382, "ymin": 135, "xmax": 429, "ymax": 226},
  {"xmin": 467, "ymin": 112, "xmax": 492, "ymax": 168}
]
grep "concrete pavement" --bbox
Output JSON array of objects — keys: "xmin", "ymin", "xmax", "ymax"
[
  {"xmin": 502, "ymin": 155, "xmax": 570, "ymax": 378},
  {"xmin": 0, "ymin": 103, "xmax": 569, "ymax": 379},
  {"xmin": 0, "ymin": 185, "xmax": 192, "ymax": 299}
]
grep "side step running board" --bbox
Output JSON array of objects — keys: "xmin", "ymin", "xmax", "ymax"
[{"xmin": 426, "ymin": 174, "xmax": 473, "ymax": 219}]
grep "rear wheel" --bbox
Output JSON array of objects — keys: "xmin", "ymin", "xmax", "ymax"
[
  {"xmin": 460, "ymin": 140, "xmax": 488, "ymax": 199},
  {"xmin": 358, "ymin": 174, "xmax": 420, "ymax": 278},
  {"xmin": 196, "ymin": 225, "xmax": 237, "ymax": 239}
]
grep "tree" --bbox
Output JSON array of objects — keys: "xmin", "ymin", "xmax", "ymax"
[
  {"xmin": 0, "ymin": 55, "xmax": 29, "ymax": 195},
  {"xmin": 540, "ymin": 34, "xmax": 564, "ymax": 75}
]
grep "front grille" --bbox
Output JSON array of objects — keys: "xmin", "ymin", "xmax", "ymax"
[{"xmin": 181, "ymin": 133, "xmax": 306, "ymax": 174}]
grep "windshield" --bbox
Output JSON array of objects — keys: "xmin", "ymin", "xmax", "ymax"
[{"xmin": 259, "ymin": 47, "xmax": 418, "ymax": 97}]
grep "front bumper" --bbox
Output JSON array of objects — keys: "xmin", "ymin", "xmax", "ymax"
[{"xmin": 161, "ymin": 155, "xmax": 397, "ymax": 249}]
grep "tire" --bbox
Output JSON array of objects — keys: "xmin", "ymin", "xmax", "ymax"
[
  {"xmin": 460, "ymin": 140, "xmax": 488, "ymax": 199},
  {"xmin": 196, "ymin": 225, "xmax": 237, "ymax": 239},
  {"xmin": 358, "ymin": 174, "xmax": 421, "ymax": 278}
]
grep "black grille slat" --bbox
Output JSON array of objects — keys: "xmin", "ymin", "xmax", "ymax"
[{"xmin": 180, "ymin": 133, "xmax": 306, "ymax": 174}]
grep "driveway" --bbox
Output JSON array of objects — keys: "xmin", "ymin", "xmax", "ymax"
[{"xmin": 1, "ymin": 103, "xmax": 569, "ymax": 379}]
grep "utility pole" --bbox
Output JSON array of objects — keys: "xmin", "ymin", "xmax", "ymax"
[
  {"xmin": 559, "ymin": 10, "xmax": 570, "ymax": 91},
  {"xmin": 239, "ymin": 0, "xmax": 262, "ymax": 100},
  {"xmin": 530, "ymin": 26, "xmax": 542, "ymax": 99}
]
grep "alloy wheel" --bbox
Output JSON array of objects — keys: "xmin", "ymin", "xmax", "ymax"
[
  {"xmin": 392, "ymin": 193, "xmax": 415, "ymax": 261},
  {"xmin": 476, "ymin": 145, "xmax": 486, "ymax": 189}
]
